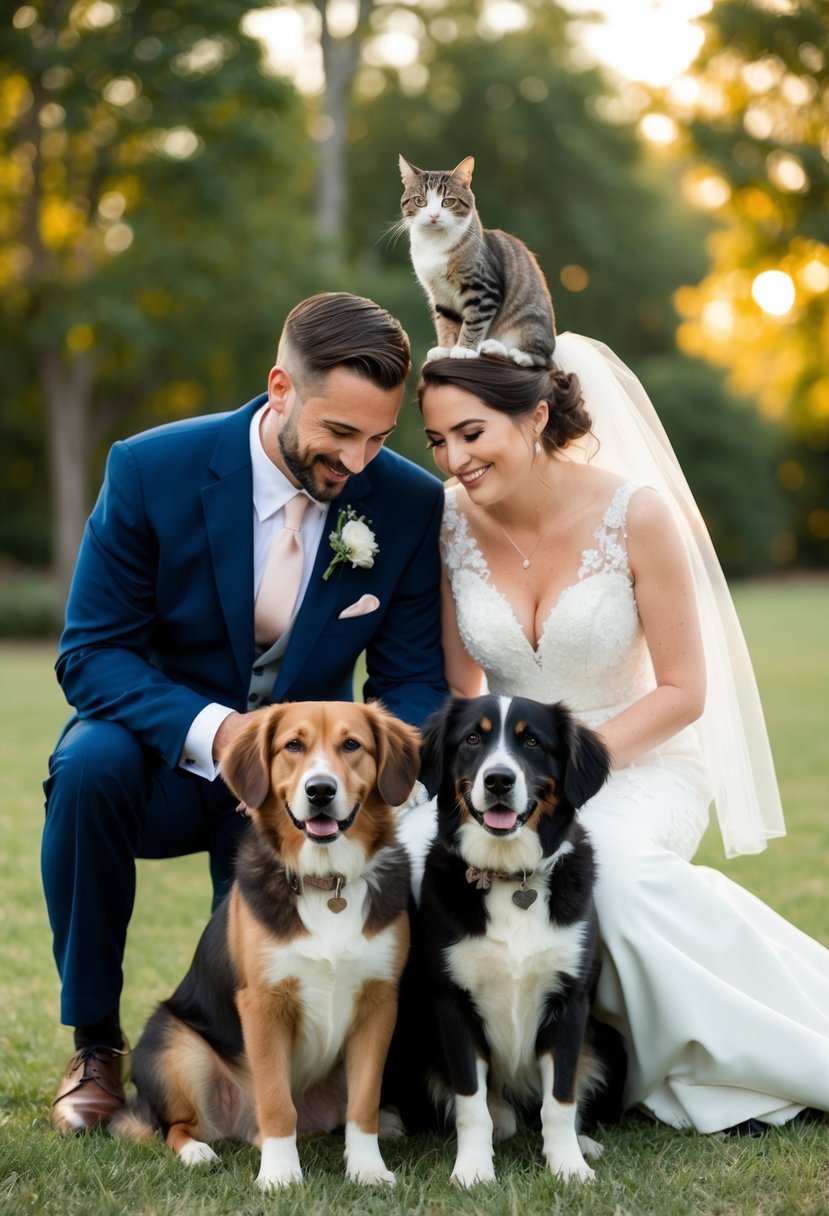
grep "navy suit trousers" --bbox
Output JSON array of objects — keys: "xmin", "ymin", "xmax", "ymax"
[{"xmin": 41, "ymin": 719, "xmax": 248, "ymax": 1028}]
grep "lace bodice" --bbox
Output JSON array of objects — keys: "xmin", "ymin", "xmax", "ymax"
[{"xmin": 441, "ymin": 482, "xmax": 654, "ymax": 726}]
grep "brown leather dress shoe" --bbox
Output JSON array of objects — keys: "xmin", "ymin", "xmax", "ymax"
[{"xmin": 50, "ymin": 1042, "xmax": 129, "ymax": 1133}]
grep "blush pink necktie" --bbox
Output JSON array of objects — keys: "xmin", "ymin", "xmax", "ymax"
[{"xmin": 254, "ymin": 492, "xmax": 310, "ymax": 646}]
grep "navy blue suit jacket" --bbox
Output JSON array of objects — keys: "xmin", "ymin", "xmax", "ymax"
[{"xmin": 57, "ymin": 395, "xmax": 448, "ymax": 768}]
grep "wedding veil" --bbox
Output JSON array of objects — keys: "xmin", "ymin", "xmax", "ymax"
[{"xmin": 554, "ymin": 331, "xmax": 785, "ymax": 858}]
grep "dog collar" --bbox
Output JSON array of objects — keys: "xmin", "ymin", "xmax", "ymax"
[
  {"xmin": 288, "ymin": 873, "xmax": 348, "ymax": 913},
  {"xmin": 465, "ymin": 865, "xmax": 538, "ymax": 909}
]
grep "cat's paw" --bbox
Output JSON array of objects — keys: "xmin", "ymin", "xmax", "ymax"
[
  {"xmin": 449, "ymin": 345, "xmax": 479, "ymax": 359},
  {"xmin": 425, "ymin": 346, "xmax": 452, "ymax": 362},
  {"xmin": 479, "ymin": 339, "xmax": 508, "ymax": 357},
  {"xmin": 507, "ymin": 347, "xmax": 538, "ymax": 368}
]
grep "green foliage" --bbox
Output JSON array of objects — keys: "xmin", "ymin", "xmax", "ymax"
[
  {"xmin": 668, "ymin": 0, "xmax": 829, "ymax": 440},
  {"xmin": 2, "ymin": 582, "xmax": 829, "ymax": 1214},
  {"xmin": 0, "ymin": 0, "xmax": 325, "ymax": 539},
  {"xmin": 347, "ymin": 4, "xmax": 711, "ymax": 366},
  {"xmin": 0, "ymin": 0, "xmax": 817, "ymax": 579},
  {"xmin": 638, "ymin": 354, "xmax": 787, "ymax": 576},
  {"xmin": 0, "ymin": 569, "xmax": 61, "ymax": 636}
]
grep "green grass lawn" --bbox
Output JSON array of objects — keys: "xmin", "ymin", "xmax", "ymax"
[{"xmin": 1, "ymin": 581, "xmax": 827, "ymax": 1215}]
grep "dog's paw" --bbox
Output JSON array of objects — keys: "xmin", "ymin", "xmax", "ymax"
[
  {"xmin": 578, "ymin": 1133, "xmax": 604, "ymax": 1159},
  {"xmin": 479, "ymin": 339, "xmax": 508, "ymax": 357},
  {"xmin": 256, "ymin": 1165, "xmax": 303, "ymax": 1190},
  {"xmin": 257, "ymin": 1136, "xmax": 303, "ymax": 1189},
  {"xmin": 449, "ymin": 345, "xmax": 479, "ymax": 359},
  {"xmin": 487, "ymin": 1095, "xmax": 517, "ymax": 1142},
  {"xmin": 178, "ymin": 1140, "xmax": 219, "ymax": 1166},
  {"xmin": 378, "ymin": 1106, "xmax": 406, "ymax": 1138},
  {"xmin": 425, "ymin": 346, "xmax": 452, "ymax": 362},
  {"xmin": 347, "ymin": 1161, "xmax": 396, "ymax": 1186},
  {"xmin": 345, "ymin": 1123, "xmax": 395, "ymax": 1186},
  {"xmin": 546, "ymin": 1151, "xmax": 595, "ymax": 1184},
  {"xmin": 451, "ymin": 1155, "xmax": 496, "ymax": 1187}
]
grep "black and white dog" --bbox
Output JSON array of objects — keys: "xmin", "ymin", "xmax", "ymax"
[{"xmin": 406, "ymin": 693, "xmax": 623, "ymax": 1186}]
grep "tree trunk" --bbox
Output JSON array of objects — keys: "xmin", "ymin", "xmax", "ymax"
[
  {"xmin": 313, "ymin": 0, "xmax": 376, "ymax": 259},
  {"xmin": 41, "ymin": 346, "xmax": 93, "ymax": 607}
]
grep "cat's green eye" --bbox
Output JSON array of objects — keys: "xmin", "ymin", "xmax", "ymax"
[
  {"xmin": 414, "ymin": 194, "xmax": 425, "ymax": 206},
  {"xmin": 442, "ymin": 197, "xmax": 456, "ymax": 208}
]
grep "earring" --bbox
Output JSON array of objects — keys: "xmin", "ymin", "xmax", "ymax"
[{"xmin": 534, "ymin": 440, "xmax": 542, "ymax": 456}]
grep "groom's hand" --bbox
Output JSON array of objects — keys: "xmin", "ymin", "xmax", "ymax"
[{"xmin": 213, "ymin": 710, "xmax": 245, "ymax": 762}]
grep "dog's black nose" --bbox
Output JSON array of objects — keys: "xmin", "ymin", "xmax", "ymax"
[
  {"xmin": 484, "ymin": 766, "xmax": 516, "ymax": 796},
  {"xmin": 305, "ymin": 778, "xmax": 337, "ymax": 807}
]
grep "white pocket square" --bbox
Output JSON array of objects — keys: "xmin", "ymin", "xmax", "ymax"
[{"xmin": 338, "ymin": 594, "xmax": 380, "ymax": 620}]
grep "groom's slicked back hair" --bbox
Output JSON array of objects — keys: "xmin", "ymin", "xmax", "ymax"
[{"xmin": 281, "ymin": 293, "xmax": 411, "ymax": 391}]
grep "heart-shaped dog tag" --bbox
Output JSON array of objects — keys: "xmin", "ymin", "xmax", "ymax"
[
  {"xmin": 512, "ymin": 887, "xmax": 537, "ymax": 910},
  {"xmin": 327, "ymin": 896, "xmax": 347, "ymax": 913}
]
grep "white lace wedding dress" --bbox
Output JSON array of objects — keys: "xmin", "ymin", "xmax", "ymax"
[{"xmin": 433, "ymin": 479, "xmax": 829, "ymax": 1132}]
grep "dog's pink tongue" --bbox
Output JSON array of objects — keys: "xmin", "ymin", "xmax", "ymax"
[
  {"xmin": 483, "ymin": 808, "xmax": 518, "ymax": 830},
  {"xmin": 306, "ymin": 816, "xmax": 339, "ymax": 838}
]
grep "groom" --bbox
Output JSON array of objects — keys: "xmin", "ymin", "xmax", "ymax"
[{"xmin": 43, "ymin": 291, "xmax": 447, "ymax": 1133}]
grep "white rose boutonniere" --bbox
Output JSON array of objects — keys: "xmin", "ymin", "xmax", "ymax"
[{"xmin": 322, "ymin": 507, "xmax": 379, "ymax": 580}]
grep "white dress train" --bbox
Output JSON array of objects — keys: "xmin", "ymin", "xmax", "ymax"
[{"xmin": 435, "ymin": 481, "xmax": 829, "ymax": 1132}]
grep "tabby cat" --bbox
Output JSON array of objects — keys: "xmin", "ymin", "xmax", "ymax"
[{"xmin": 399, "ymin": 155, "xmax": 556, "ymax": 367}]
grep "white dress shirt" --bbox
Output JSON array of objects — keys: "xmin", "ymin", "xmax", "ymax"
[{"xmin": 179, "ymin": 405, "xmax": 327, "ymax": 780}]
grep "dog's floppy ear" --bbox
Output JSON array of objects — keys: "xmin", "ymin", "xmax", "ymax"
[
  {"xmin": 367, "ymin": 705, "xmax": 422, "ymax": 806},
  {"xmin": 220, "ymin": 708, "xmax": 283, "ymax": 810},
  {"xmin": 557, "ymin": 707, "xmax": 611, "ymax": 810},
  {"xmin": 418, "ymin": 696, "xmax": 462, "ymax": 799}
]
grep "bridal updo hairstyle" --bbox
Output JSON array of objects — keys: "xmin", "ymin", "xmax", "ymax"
[{"xmin": 417, "ymin": 354, "xmax": 591, "ymax": 452}]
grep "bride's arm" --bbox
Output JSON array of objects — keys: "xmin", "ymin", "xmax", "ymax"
[
  {"xmin": 594, "ymin": 488, "xmax": 706, "ymax": 769},
  {"xmin": 440, "ymin": 565, "xmax": 486, "ymax": 697}
]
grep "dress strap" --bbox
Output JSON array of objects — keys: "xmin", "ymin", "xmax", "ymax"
[
  {"xmin": 578, "ymin": 481, "xmax": 640, "ymax": 581},
  {"xmin": 441, "ymin": 490, "xmax": 489, "ymax": 577}
]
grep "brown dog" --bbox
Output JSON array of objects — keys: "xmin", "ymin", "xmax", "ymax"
[{"xmin": 112, "ymin": 701, "xmax": 420, "ymax": 1189}]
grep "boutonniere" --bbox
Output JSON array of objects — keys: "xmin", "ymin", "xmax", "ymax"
[{"xmin": 322, "ymin": 507, "xmax": 379, "ymax": 580}]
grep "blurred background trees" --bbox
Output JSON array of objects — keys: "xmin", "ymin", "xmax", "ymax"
[
  {"xmin": 0, "ymin": 0, "xmax": 321, "ymax": 598},
  {"xmin": 1, "ymin": 0, "xmax": 826, "ymax": 626}
]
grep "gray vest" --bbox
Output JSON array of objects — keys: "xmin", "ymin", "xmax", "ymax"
[{"xmin": 246, "ymin": 619, "xmax": 296, "ymax": 709}]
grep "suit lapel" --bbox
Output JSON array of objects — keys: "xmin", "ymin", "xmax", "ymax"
[
  {"xmin": 275, "ymin": 467, "xmax": 373, "ymax": 696},
  {"xmin": 202, "ymin": 397, "xmax": 263, "ymax": 689}
]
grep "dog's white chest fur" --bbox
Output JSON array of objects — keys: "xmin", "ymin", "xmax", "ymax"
[
  {"xmin": 261, "ymin": 882, "xmax": 398, "ymax": 1091},
  {"xmin": 447, "ymin": 887, "xmax": 587, "ymax": 1094}
]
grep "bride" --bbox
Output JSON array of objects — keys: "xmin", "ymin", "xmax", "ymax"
[{"xmin": 412, "ymin": 335, "xmax": 829, "ymax": 1134}]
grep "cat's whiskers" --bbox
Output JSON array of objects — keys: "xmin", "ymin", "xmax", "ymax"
[{"xmin": 381, "ymin": 217, "xmax": 412, "ymax": 248}]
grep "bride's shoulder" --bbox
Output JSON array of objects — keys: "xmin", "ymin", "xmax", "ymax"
[
  {"xmin": 625, "ymin": 483, "xmax": 682, "ymax": 548},
  {"xmin": 566, "ymin": 464, "xmax": 629, "ymax": 509}
]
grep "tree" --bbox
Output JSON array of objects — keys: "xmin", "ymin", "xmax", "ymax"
[
  {"xmin": 667, "ymin": 0, "xmax": 828, "ymax": 431},
  {"xmin": 652, "ymin": 0, "xmax": 829, "ymax": 565},
  {"xmin": 0, "ymin": 1, "xmax": 315, "ymax": 598},
  {"xmin": 342, "ymin": 5, "xmax": 720, "ymax": 509},
  {"xmin": 345, "ymin": 3, "xmax": 711, "ymax": 366}
]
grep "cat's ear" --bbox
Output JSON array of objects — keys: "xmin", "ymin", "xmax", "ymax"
[
  {"xmin": 399, "ymin": 154, "xmax": 422, "ymax": 185},
  {"xmin": 451, "ymin": 156, "xmax": 475, "ymax": 188}
]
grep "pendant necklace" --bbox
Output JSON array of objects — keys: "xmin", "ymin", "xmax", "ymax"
[{"xmin": 495, "ymin": 509, "xmax": 555, "ymax": 569}]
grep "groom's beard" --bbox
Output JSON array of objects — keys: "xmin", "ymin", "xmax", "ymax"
[{"xmin": 278, "ymin": 419, "xmax": 350, "ymax": 503}]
